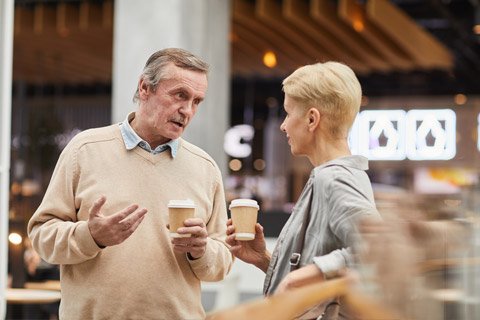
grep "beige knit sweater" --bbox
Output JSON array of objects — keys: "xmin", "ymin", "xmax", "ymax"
[{"xmin": 28, "ymin": 124, "xmax": 233, "ymax": 320}]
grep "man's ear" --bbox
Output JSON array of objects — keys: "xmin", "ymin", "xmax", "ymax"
[
  {"xmin": 307, "ymin": 108, "xmax": 320, "ymax": 132},
  {"xmin": 138, "ymin": 78, "xmax": 149, "ymax": 100}
]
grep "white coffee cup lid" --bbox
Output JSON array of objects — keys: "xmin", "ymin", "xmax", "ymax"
[
  {"xmin": 229, "ymin": 199, "xmax": 259, "ymax": 210},
  {"xmin": 168, "ymin": 199, "xmax": 195, "ymax": 208}
]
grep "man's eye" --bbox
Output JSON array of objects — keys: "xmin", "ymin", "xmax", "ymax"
[{"xmin": 176, "ymin": 92, "xmax": 186, "ymax": 99}]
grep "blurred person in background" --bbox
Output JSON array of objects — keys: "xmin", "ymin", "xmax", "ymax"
[
  {"xmin": 28, "ymin": 48, "xmax": 233, "ymax": 320},
  {"xmin": 226, "ymin": 61, "xmax": 379, "ymax": 319},
  {"xmin": 23, "ymin": 238, "xmax": 60, "ymax": 320}
]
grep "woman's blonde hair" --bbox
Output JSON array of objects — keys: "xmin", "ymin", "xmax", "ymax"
[{"xmin": 282, "ymin": 62, "xmax": 362, "ymax": 138}]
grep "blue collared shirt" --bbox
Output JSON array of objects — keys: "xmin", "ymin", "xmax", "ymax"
[{"xmin": 119, "ymin": 112, "xmax": 179, "ymax": 158}]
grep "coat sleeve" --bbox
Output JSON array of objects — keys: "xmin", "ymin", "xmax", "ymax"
[
  {"xmin": 187, "ymin": 166, "xmax": 233, "ymax": 281},
  {"xmin": 27, "ymin": 139, "xmax": 102, "ymax": 265},
  {"xmin": 313, "ymin": 170, "xmax": 379, "ymax": 278}
]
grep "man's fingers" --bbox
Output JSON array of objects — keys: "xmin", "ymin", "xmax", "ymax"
[
  {"xmin": 120, "ymin": 208, "xmax": 148, "ymax": 232},
  {"xmin": 177, "ymin": 225, "xmax": 207, "ymax": 238},
  {"xmin": 226, "ymin": 225, "xmax": 235, "ymax": 236},
  {"xmin": 183, "ymin": 218, "xmax": 205, "ymax": 228},
  {"xmin": 89, "ymin": 196, "xmax": 107, "ymax": 218},
  {"xmin": 225, "ymin": 234, "xmax": 237, "ymax": 246},
  {"xmin": 109, "ymin": 204, "xmax": 140, "ymax": 224},
  {"xmin": 128, "ymin": 213, "xmax": 146, "ymax": 233}
]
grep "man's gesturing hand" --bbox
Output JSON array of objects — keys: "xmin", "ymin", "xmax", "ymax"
[{"xmin": 87, "ymin": 196, "xmax": 148, "ymax": 248}]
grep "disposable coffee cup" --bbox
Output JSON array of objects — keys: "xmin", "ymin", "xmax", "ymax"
[
  {"xmin": 229, "ymin": 199, "xmax": 259, "ymax": 241},
  {"xmin": 168, "ymin": 199, "xmax": 195, "ymax": 238}
]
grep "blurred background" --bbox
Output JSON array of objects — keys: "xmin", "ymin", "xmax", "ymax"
[{"xmin": 2, "ymin": 0, "xmax": 480, "ymax": 319}]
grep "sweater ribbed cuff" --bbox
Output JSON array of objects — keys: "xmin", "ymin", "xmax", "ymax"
[{"xmin": 76, "ymin": 221, "xmax": 103, "ymax": 257}]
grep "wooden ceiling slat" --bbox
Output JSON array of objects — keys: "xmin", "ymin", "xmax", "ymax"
[
  {"xmin": 57, "ymin": 2, "xmax": 79, "ymax": 35},
  {"xmin": 233, "ymin": 24, "xmax": 296, "ymax": 75},
  {"xmin": 367, "ymin": 0, "xmax": 453, "ymax": 70},
  {"xmin": 310, "ymin": 0, "xmax": 390, "ymax": 73},
  {"xmin": 232, "ymin": 42, "xmax": 281, "ymax": 77},
  {"xmin": 14, "ymin": 34, "xmax": 111, "ymax": 83},
  {"xmin": 34, "ymin": 4, "xmax": 57, "ymax": 35},
  {"xmin": 233, "ymin": 0, "xmax": 311, "ymax": 71},
  {"xmin": 14, "ymin": 6, "xmax": 33, "ymax": 36},
  {"xmin": 339, "ymin": 0, "xmax": 415, "ymax": 71},
  {"xmin": 12, "ymin": 49, "xmax": 96, "ymax": 84},
  {"xmin": 11, "ymin": 0, "xmax": 456, "ymax": 84},
  {"xmin": 256, "ymin": 0, "xmax": 332, "ymax": 62},
  {"xmin": 283, "ymin": 0, "xmax": 369, "ymax": 75},
  {"xmin": 231, "ymin": 36, "xmax": 279, "ymax": 77},
  {"xmin": 231, "ymin": 48, "xmax": 253, "ymax": 77}
]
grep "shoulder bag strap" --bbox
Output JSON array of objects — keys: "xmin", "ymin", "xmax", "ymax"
[{"xmin": 289, "ymin": 194, "xmax": 312, "ymax": 272}]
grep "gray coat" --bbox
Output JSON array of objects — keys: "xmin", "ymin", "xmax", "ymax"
[{"xmin": 263, "ymin": 155, "xmax": 379, "ymax": 297}]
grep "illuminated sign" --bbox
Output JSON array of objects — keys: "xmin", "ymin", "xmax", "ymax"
[
  {"xmin": 358, "ymin": 110, "xmax": 406, "ymax": 160},
  {"xmin": 224, "ymin": 124, "xmax": 254, "ymax": 158},
  {"xmin": 406, "ymin": 109, "xmax": 456, "ymax": 160},
  {"xmin": 349, "ymin": 109, "xmax": 456, "ymax": 161}
]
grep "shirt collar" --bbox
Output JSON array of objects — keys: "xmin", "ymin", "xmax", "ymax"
[
  {"xmin": 120, "ymin": 112, "xmax": 178, "ymax": 158},
  {"xmin": 316, "ymin": 155, "xmax": 369, "ymax": 171}
]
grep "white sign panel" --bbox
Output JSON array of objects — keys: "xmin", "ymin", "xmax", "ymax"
[
  {"xmin": 405, "ymin": 109, "xmax": 456, "ymax": 160},
  {"xmin": 358, "ymin": 110, "xmax": 406, "ymax": 160},
  {"xmin": 349, "ymin": 109, "xmax": 456, "ymax": 161}
]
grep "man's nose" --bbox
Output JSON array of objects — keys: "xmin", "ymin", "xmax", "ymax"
[{"xmin": 179, "ymin": 101, "xmax": 194, "ymax": 115}]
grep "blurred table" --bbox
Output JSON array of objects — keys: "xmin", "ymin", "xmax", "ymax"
[
  {"xmin": 6, "ymin": 288, "xmax": 61, "ymax": 304},
  {"xmin": 24, "ymin": 280, "xmax": 61, "ymax": 291}
]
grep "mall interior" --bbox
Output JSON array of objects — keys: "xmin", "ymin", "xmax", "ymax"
[{"xmin": 1, "ymin": 0, "xmax": 480, "ymax": 319}]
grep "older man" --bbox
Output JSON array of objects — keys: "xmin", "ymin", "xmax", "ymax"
[{"xmin": 29, "ymin": 48, "xmax": 233, "ymax": 319}]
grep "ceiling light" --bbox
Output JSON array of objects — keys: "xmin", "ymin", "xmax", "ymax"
[
  {"xmin": 263, "ymin": 51, "xmax": 277, "ymax": 68},
  {"xmin": 8, "ymin": 232, "xmax": 22, "ymax": 245},
  {"xmin": 253, "ymin": 159, "xmax": 266, "ymax": 171},
  {"xmin": 475, "ymin": 7, "xmax": 480, "ymax": 35},
  {"xmin": 454, "ymin": 93, "xmax": 467, "ymax": 105},
  {"xmin": 353, "ymin": 18, "xmax": 364, "ymax": 32},
  {"xmin": 229, "ymin": 159, "xmax": 242, "ymax": 172},
  {"xmin": 474, "ymin": 24, "xmax": 480, "ymax": 35}
]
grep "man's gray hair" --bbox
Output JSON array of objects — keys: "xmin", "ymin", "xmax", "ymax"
[{"xmin": 132, "ymin": 48, "xmax": 209, "ymax": 103}]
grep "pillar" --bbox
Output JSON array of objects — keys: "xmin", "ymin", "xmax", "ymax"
[
  {"xmin": 0, "ymin": 0, "xmax": 14, "ymax": 317},
  {"xmin": 112, "ymin": 0, "xmax": 231, "ymax": 174}
]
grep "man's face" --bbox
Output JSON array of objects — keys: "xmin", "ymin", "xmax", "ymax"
[{"xmin": 138, "ymin": 63, "xmax": 208, "ymax": 144}]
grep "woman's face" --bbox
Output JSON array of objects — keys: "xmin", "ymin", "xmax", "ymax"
[{"xmin": 280, "ymin": 94, "xmax": 311, "ymax": 156}]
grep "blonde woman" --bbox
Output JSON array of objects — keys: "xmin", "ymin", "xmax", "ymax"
[{"xmin": 227, "ymin": 62, "xmax": 380, "ymax": 319}]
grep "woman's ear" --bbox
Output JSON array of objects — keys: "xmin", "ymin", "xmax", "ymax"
[{"xmin": 307, "ymin": 108, "xmax": 320, "ymax": 132}]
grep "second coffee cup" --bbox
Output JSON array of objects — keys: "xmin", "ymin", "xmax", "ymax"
[
  {"xmin": 168, "ymin": 199, "xmax": 195, "ymax": 238},
  {"xmin": 229, "ymin": 199, "xmax": 259, "ymax": 241}
]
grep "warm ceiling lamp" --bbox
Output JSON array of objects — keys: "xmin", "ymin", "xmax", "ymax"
[
  {"xmin": 263, "ymin": 51, "xmax": 277, "ymax": 68},
  {"xmin": 454, "ymin": 93, "xmax": 467, "ymax": 105},
  {"xmin": 353, "ymin": 19, "xmax": 364, "ymax": 32},
  {"xmin": 8, "ymin": 232, "xmax": 22, "ymax": 245},
  {"xmin": 474, "ymin": 24, "xmax": 480, "ymax": 35}
]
